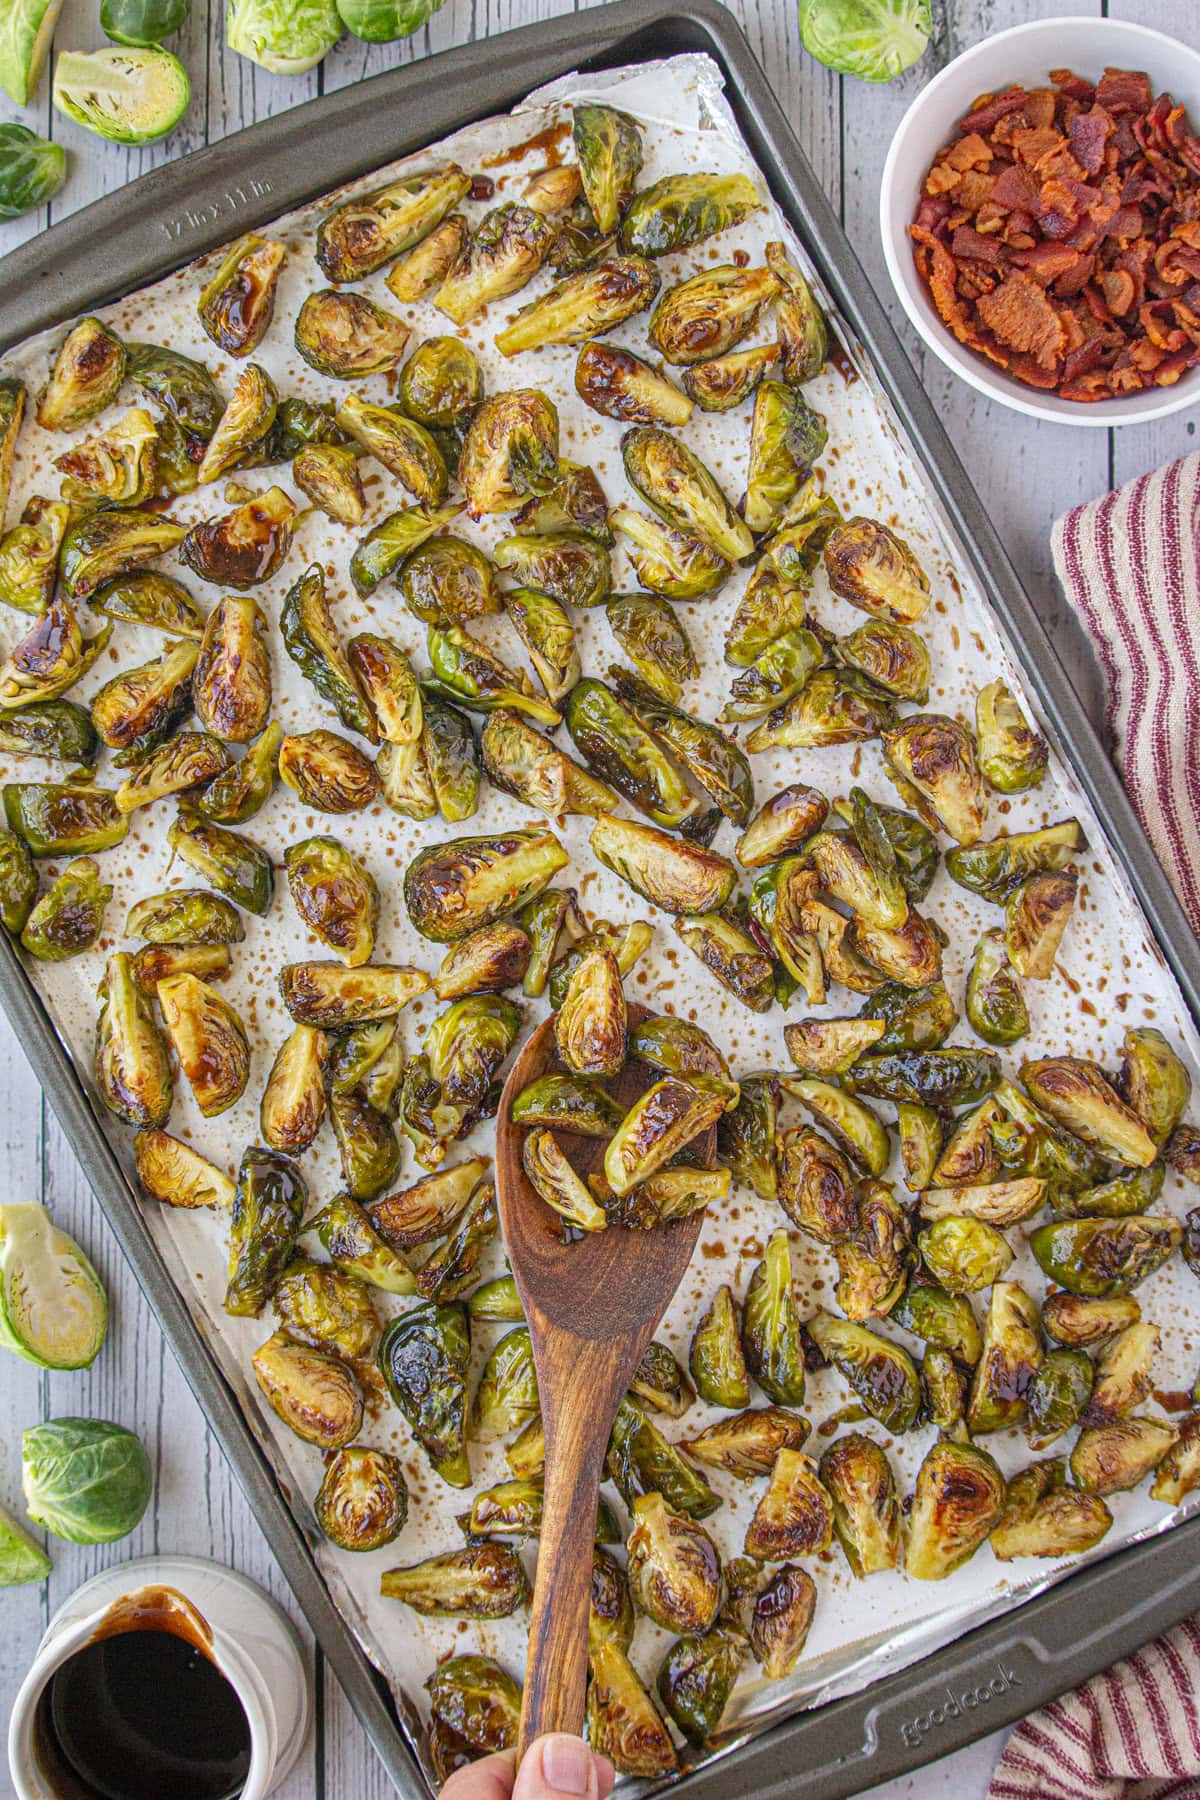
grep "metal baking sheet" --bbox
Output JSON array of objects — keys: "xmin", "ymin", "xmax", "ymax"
[{"xmin": 2, "ymin": 5, "xmax": 1200, "ymax": 1796}]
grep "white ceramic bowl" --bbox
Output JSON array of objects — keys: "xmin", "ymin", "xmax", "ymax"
[{"xmin": 880, "ymin": 16, "xmax": 1200, "ymax": 426}]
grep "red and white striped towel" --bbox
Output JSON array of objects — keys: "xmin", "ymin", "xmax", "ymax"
[
  {"xmin": 988, "ymin": 1616, "xmax": 1200, "ymax": 1799},
  {"xmin": 1050, "ymin": 452, "xmax": 1200, "ymax": 936}
]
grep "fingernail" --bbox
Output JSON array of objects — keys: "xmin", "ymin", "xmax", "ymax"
[{"xmin": 541, "ymin": 1734, "xmax": 594, "ymax": 1796}]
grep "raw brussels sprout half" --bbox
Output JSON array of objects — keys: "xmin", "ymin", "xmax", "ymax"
[
  {"xmin": 53, "ymin": 47, "xmax": 190, "ymax": 145},
  {"xmin": 0, "ymin": 1201, "xmax": 107, "ymax": 1371}
]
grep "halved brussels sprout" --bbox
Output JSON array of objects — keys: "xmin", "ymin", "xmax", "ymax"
[
  {"xmin": 133, "ymin": 941, "xmax": 231, "ymax": 988},
  {"xmin": 295, "ymin": 288, "xmax": 410, "ymax": 379},
  {"xmin": 627, "ymin": 1491, "xmax": 721, "ymax": 1635},
  {"xmin": 843, "ymin": 1048, "xmax": 1000, "ymax": 1110},
  {"xmin": 259, "ymin": 1024, "xmax": 326, "ymax": 1154},
  {"xmin": 1023, "ymin": 1057, "xmax": 1158, "ymax": 1167},
  {"xmin": 379, "ymin": 1301, "xmax": 471, "ymax": 1485},
  {"xmin": 0, "ymin": 381, "xmax": 25, "ymax": 526},
  {"xmin": 609, "ymin": 507, "xmax": 728, "ymax": 602},
  {"xmin": 348, "ymin": 504, "xmax": 463, "ymax": 601},
  {"xmin": 314, "ymin": 1191, "xmax": 414, "ymax": 1291},
  {"xmin": 906, "ymin": 1439, "xmax": 1006, "ymax": 1580},
  {"xmin": 1006, "ymin": 871, "xmax": 1077, "ymax": 980},
  {"xmin": 575, "ymin": 341, "xmax": 692, "ymax": 427},
  {"xmin": 314, "ymin": 1445, "xmax": 406, "ymax": 1553},
  {"xmin": 189, "ymin": 595, "xmax": 270, "ymax": 746},
  {"xmin": 717, "ymin": 1073, "xmax": 779, "ymax": 1202},
  {"xmin": 180, "ymin": 487, "xmax": 295, "ymax": 590},
  {"xmin": 90, "ymin": 573, "xmax": 202, "ymax": 644},
  {"xmin": 168, "ymin": 810, "xmax": 273, "ymax": 915},
  {"xmin": 683, "ymin": 1405, "xmax": 808, "ymax": 1481},
  {"xmin": 741, "ymin": 1230, "xmax": 806, "ymax": 1407},
  {"xmin": 745, "ymin": 668, "xmax": 896, "ymax": 751},
  {"xmin": 605, "ymin": 592, "xmax": 697, "ymax": 704},
  {"xmin": 157, "ymin": 972, "xmax": 249, "ymax": 1117},
  {"xmin": 316, "ymin": 165, "xmax": 472, "ymax": 282},
  {"xmin": 435, "ymin": 203, "xmax": 558, "ymax": 326},
  {"xmin": 426, "ymin": 1652, "xmax": 521, "ymax": 1758},
  {"xmin": 482, "ymin": 709, "xmax": 615, "ymax": 818},
  {"xmin": 893, "ymin": 1280, "xmax": 981, "ymax": 1365},
  {"xmin": 225, "ymin": 1147, "xmax": 305, "ymax": 1317},
  {"xmin": 89, "ymin": 638, "xmax": 195, "ymax": 766},
  {"xmin": 683, "ymin": 342, "xmax": 779, "ymax": 412},
  {"xmin": 649, "ymin": 265, "xmax": 779, "ymax": 365},
  {"xmin": 1119, "ymin": 1026, "xmax": 1192, "ymax": 1147},
  {"xmin": 127, "ymin": 886, "xmax": 244, "ymax": 946},
  {"xmin": 965, "ymin": 928, "xmax": 1029, "ymax": 1046},
  {"xmin": 1024, "ymin": 1348, "xmax": 1094, "ymax": 1450},
  {"xmin": 1150, "ymin": 1413, "xmax": 1200, "ymax": 1506},
  {"xmin": 469, "ymin": 1275, "xmax": 524, "ymax": 1323},
  {"xmin": 964, "ymin": 1280, "xmax": 1041, "ymax": 1435},
  {"xmin": 1082, "ymin": 1321, "xmax": 1159, "ymax": 1426},
  {"xmin": 743, "ymin": 383, "xmax": 827, "ymax": 536},
  {"xmin": 460, "ymin": 389, "xmax": 560, "ymax": 516},
  {"xmin": 114, "ymin": 731, "xmax": 229, "ymax": 814},
  {"xmin": 923, "ymin": 1349, "xmax": 966, "ymax": 1433},
  {"xmin": 94, "ymin": 951, "xmax": 171, "ymax": 1127},
  {"xmin": 760, "ymin": 476, "xmax": 842, "ymax": 580},
  {"xmin": 134, "ymin": 1128, "xmax": 233, "ymax": 1210},
  {"xmin": 496, "ymin": 256, "xmax": 660, "ymax": 356},
  {"xmin": 630, "ymin": 1014, "xmax": 732, "ymax": 1086},
  {"xmin": 52, "ymin": 45, "xmax": 189, "ymax": 144},
  {"xmin": 547, "ymin": 919, "xmax": 652, "ymax": 1012},
  {"xmin": 510, "ymin": 1072, "xmax": 628, "ymax": 1138},
  {"xmin": 787, "ymin": 1076, "xmax": 891, "ymax": 1177},
  {"xmin": 37, "ymin": 318, "xmax": 126, "ymax": 432},
  {"xmin": 365, "ymin": 1157, "xmax": 488, "ymax": 1255},
  {"xmin": 434, "ymin": 921, "xmax": 529, "ymax": 1001},
  {"xmin": 0, "ymin": 600, "xmax": 109, "ymax": 718},
  {"xmin": 990, "ymin": 1460, "xmax": 1112, "ymax": 1561},
  {"xmin": 744, "ymin": 1447, "xmax": 833, "ymax": 1561},
  {"xmin": 273, "ymin": 1257, "xmax": 376, "ymax": 1361},
  {"xmin": 747, "ymin": 1563, "xmax": 816, "ymax": 1680},
  {"xmin": 765, "ymin": 240, "xmax": 828, "ymax": 383},
  {"xmin": 196, "ymin": 363, "xmax": 279, "ymax": 483},
  {"xmin": 195, "ymin": 722, "xmax": 280, "ymax": 825},
  {"xmin": 784, "ymin": 1017, "xmax": 885, "ymax": 1076},
  {"xmin": 882, "ymin": 713, "xmax": 987, "ymax": 844},
  {"xmin": 495, "ymin": 533, "xmax": 610, "ymax": 615},
  {"xmin": 474, "ymin": 1324, "xmax": 538, "ymax": 1439},
  {"xmin": 278, "ymin": 729, "xmax": 380, "ymax": 814},
  {"xmin": 607, "ymin": 1394, "xmax": 718, "ymax": 1520},
  {"xmin": 674, "ymin": 913, "xmax": 775, "ymax": 1014},
  {"xmin": 294, "ymin": 443, "xmax": 365, "ymax": 527},
  {"xmin": 522, "ymin": 1130, "xmax": 607, "ymax": 1233},
  {"xmin": 689, "ymin": 1286, "xmax": 750, "ymax": 1409},
  {"xmin": 397, "ymin": 336, "xmax": 483, "ymax": 430},
  {"xmin": 833, "ymin": 619, "xmax": 931, "ymax": 703},
  {"xmin": 554, "ymin": 946, "xmax": 626, "ymax": 1077},
  {"xmin": 572, "ymin": 102, "xmax": 642, "ymax": 233},
  {"xmin": 587, "ymin": 1643, "xmax": 677, "ymax": 1779},
  {"xmin": 589, "ymin": 1545, "xmax": 635, "ymax": 1654},
  {"xmin": 621, "ymin": 170, "xmax": 760, "ymax": 256},
  {"xmin": 427, "ymin": 623, "xmax": 561, "ymax": 728},
  {"xmin": 0, "ymin": 497, "xmax": 68, "ymax": 616},
  {"xmin": 835, "ymin": 1180, "xmax": 912, "ymax": 1320},
  {"xmin": 197, "ymin": 233, "xmax": 284, "ymax": 358},
  {"xmin": 405, "ymin": 829, "xmax": 567, "ymax": 943},
  {"xmin": 590, "ymin": 813, "xmax": 735, "ymax": 915},
  {"xmin": 279, "ymin": 961, "xmax": 427, "ymax": 1028},
  {"xmin": 825, "ymin": 515, "xmax": 929, "ymax": 624},
  {"xmin": 1042, "ymin": 1292, "xmax": 1141, "ymax": 1349},
  {"xmin": 897, "ymin": 1103, "xmax": 942, "ymax": 1191},
  {"xmin": 721, "ymin": 625, "xmax": 824, "ymax": 723},
  {"xmin": 1031, "ymin": 1215, "xmax": 1181, "ymax": 1298},
  {"xmin": 747, "ymin": 860, "xmax": 824, "ymax": 1001},
  {"xmin": 945, "ymin": 817, "xmax": 1085, "ymax": 900},
  {"xmin": 252, "ymin": 1331, "xmax": 362, "ymax": 1450},
  {"xmin": 280, "ymin": 564, "xmax": 375, "ymax": 742},
  {"xmin": 386, "ymin": 213, "xmax": 472, "ymax": 302},
  {"xmin": 811, "ymin": 823, "xmax": 909, "ymax": 931},
  {"xmin": 809, "ymin": 1311, "xmax": 921, "ymax": 1432},
  {"xmin": 20, "ymin": 856, "xmax": 111, "ymax": 961},
  {"xmin": 399, "ymin": 537, "xmax": 499, "ymax": 627},
  {"xmin": 820, "ymin": 1433, "xmax": 901, "ymax": 1576},
  {"xmin": 778, "ymin": 1126, "xmax": 858, "ymax": 1244},
  {"xmin": 0, "ymin": 830, "xmax": 35, "ymax": 936},
  {"xmin": 126, "ymin": 341, "xmax": 221, "ymax": 445},
  {"xmin": 4, "ymin": 783, "xmax": 126, "ymax": 858},
  {"xmin": 504, "ymin": 587, "xmax": 582, "ymax": 706},
  {"xmin": 1071, "ymin": 1417, "xmax": 1178, "ymax": 1497},
  {"xmin": 1168, "ymin": 1124, "xmax": 1200, "ymax": 1183},
  {"xmin": 919, "ymin": 1178, "xmax": 1045, "ymax": 1227},
  {"xmin": 609, "ymin": 669, "xmax": 754, "ymax": 826},
  {"xmin": 623, "ymin": 425, "xmax": 753, "ymax": 562},
  {"xmin": 334, "ymin": 394, "xmax": 446, "ymax": 505},
  {"xmin": 53, "ymin": 406, "xmax": 157, "ymax": 507},
  {"xmin": 382, "ymin": 1544, "xmax": 529, "ymax": 1619},
  {"xmin": 604, "ymin": 1075, "xmax": 728, "ymax": 1197},
  {"xmin": 976, "ymin": 679, "xmax": 1048, "ymax": 792},
  {"xmin": 657, "ymin": 1619, "xmax": 747, "ymax": 1748},
  {"xmin": 737, "ymin": 785, "xmax": 829, "ymax": 869},
  {"xmin": 919, "ymin": 1216, "xmax": 1013, "ymax": 1294}
]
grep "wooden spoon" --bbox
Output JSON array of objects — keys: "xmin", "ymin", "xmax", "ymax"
[{"xmin": 495, "ymin": 1000, "xmax": 715, "ymax": 1760}]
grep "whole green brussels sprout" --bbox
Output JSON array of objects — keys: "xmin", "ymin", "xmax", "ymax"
[
  {"xmin": 22, "ymin": 1418, "xmax": 151, "ymax": 1543},
  {"xmin": 0, "ymin": 125, "xmax": 66, "ymax": 220},
  {"xmin": 335, "ymin": 0, "xmax": 444, "ymax": 40},
  {"xmin": 226, "ymin": 0, "xmax": 342, "ymax": 74},
  {"xmin": 102, "ymin": 0, "xmax": 190, "ymax": 47}
]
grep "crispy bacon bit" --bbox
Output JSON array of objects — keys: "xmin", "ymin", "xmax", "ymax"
[{"xmin": 911, "ymin": 61, "xmax": 1200, "ymax": 402}]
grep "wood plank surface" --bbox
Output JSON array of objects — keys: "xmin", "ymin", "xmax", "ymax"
[{"xmin": 0, "ymin": 3, "xmax": 1194, "ymax": 1795}]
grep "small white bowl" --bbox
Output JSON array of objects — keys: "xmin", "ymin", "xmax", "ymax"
[{"xmin": 880, "ymin": 16, "xmax": 1200, "ymax": 426}]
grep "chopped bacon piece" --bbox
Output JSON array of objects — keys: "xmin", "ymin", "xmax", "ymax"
[
  {"xmin": 1051, "ymin": 69, "xmax": 1096, "ymax": 105},
  {"xmin": 1026, "ymin": 89, "xmax": 1058, "ymax": 131},
  {"xmin": 1153, "ymin": 345, "xmax": 1200, "ymax": 384},
  {"xmin": 1095, "ymin": 68, "xmax": 1153, "ymax": 115},
  {"xmin": 955, "ymin": 169, "xmax": 996, "ymax": 212},
  {"xmin": 977, "ymin": 272, "xmax": 1066, "ymax": 367},
  {"xmin": 990, "ymin": 163, "xmax": 1038, "ymax": 211},
  {"xmin": 1060, "ymin": 368, "xmax": 1113, "ymax": 400},
  {"xmin": 1062, "ymin": 337, "xmax": 1106, "ymax": 383},
  {"xmin": 952, "ymin": 225, "xmax": 1005, "ymax": 265},
  {"xmin": 1009, "ymin": 242, "xmax": 1082, "ymax": 285},
  {"xmin": 960, "ymin": 87, "xmax": 1027, "ymax": 135},
  {"xmin": 1098, "ymin": 268, "xmax": 1136, "ymax": 316},
  {"xmin": 1012, "ymin": 125, "xmax": 1066, "ymax": 168},
  {"xmin": 1070, "ymin": 104, "xmax": 1114, "ymax": 175}
]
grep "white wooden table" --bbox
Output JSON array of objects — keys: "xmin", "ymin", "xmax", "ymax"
[{"xmin": 1, "ymin": 1, "xmax": 1195, "ymax": 1793}]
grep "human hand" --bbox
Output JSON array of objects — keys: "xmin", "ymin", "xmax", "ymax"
[{"xmin": 439, "ymin": 1733, "xmax": 616, "ymax": 1800}]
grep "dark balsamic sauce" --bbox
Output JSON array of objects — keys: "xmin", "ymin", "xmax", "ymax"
[{"xmin": 35, "ymin": 1627, "xmax": 252, "ymax": 1800}]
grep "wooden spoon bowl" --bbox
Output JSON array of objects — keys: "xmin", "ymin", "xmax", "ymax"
[{"xmin": 495, "ymin": 1000, "xmax": 715, "ymax": 1757}]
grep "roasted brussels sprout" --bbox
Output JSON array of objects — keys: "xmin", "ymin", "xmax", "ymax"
[
  {"xmin": 168, "ymin": 810, "xmax": 273, "ymax": 915},
  {"xmin": 134, "ymin": 1128, "xmax": 234, "ymax": 1210},
  {"xmin": 404, "ymin": 829, "xmax": 566, "ymax": 943},
  {"xmin": 1022, "ymin": 1058, "xmax": 1158, "ymax": 1167},
  {"xmin": 435, "ymin": 203, "xmax": 557, "ymax": 325},
  {"xmin": 313, "ymin": 1192, "xmax": 414, "ymax": 1290},
  {"xmin": 823, "ymin": 519, "xmax": 929, "ymax": 628},
  {"xmin": 603, "ymin": 1075, "xmax": 728, "ymax": 1198},
  {"xmin": 604, "ymin": 593, "xmax": 696, "ymax": 704},
  {"xmin": 278, "ymin": 730, "xmax": 380, "ymax": 815},
  {"xmin": 295, "ymin": 288, "xmax": 411, "ymax": 379},
  {"xmin": 1005, "ymin": 871, "xmax": 1077, "ymax": 981},
  {"xmin": 459, "ymin": 390, "xmax": 560, "ymax": 517},
  {"xmin": 520, "ymin": 1131, "xmax": 610, "ymax": 1235},
  {"xmin": 744, "ymin": 1447, "xmax": 833, "ymax": 1561},
  {"xmin": 834, "ymin": 1180, "xmax": 912, "ymax": 1320},
  {"xmin": 919, "ymin": 1215, "xmax": 1013, "ymax": 1295},
  {"xmin": 224, "ymin": 1148, "xmax": 304, "ymax": 1317},
  {"xmin": 187, "ymin": 596, "xmax": 270, "ymax": 745},
  {"xmin": 744, "ymin": 1562, "xmax": 815, "ymax": 1680},
  {"xmin": 927, "ymin": 1101, "xmax": 1003, "ymax": 1191},
  {"xmin": 280, "ymin": 565, "xmax": 375, "ymax": 742},
  {"xmin": 588, "ymin": 1546, "xmax": 635, "ymax": 1655},
  {"xmin": 20, "ymin": 857, "xmax": 111, "ymax": 962},
  {"xmin": 90, "ymin": 573, "xmax": 203, "ymax": 644},
  {"xmin": 742, "ymin": 383, "xmax": 827, "ymax": 536},
  {"xmin": 547, "ymin": 919, "xmax": 651, "ymax": 1012},
  {"xmin": 261, "ymin": 1024, "xmax": 326, "ymax": 1154},
  {"xmin": 588, "ymin": 1643, "xmax": 677, "ymax": 1779},
  {"xmin": 395, "ymin": 337, "xmax": 483, "ymax": 431},
  {"xmin": 379, "ymin": 1301, "xmax": 471, "ymax": 1485},
  {"xmin": 590, "ymin": 813, "xmax": 735, "ymax": 915},
  {"xmin": 765, "ymin": 239, "xmax": 828, "ymax": 383},
  {"xmin": 683, "ymin": 1405, "xmax": 809, "ymax": 1480},
  {"xmin": 675, "ymin": 913, "xmax": 775, "ymax": 1014},
  {"xmin": 776, "ymin": 1126, "xmax": 856, "ymax": 1246},
  {"xmin": 897, "ymin": 1103, "xmax": 943, "ymax": 1191},
  {"xmin": 382, "ymin": 1543, "xmax": 529, "ymax": 1619},
  {"xmin": 620, "ymin": 170, "xmax": 760, "ymax": 257},
  {"xmin": 657, "ymin": 1619, "xmax": 747, "ymax": 1748},
  {"xmin": 627, "ymin": 1492, "xmax": 721, "ymax": 1634},
  {"xmin": 156, "ymin": 971, "xmax": 248, "ymax": 1117},
  {"xmin": 126, "ymin": 886, "xmax": 244, "ymax": 946},
  {"xmin": 623, "ymin": 425, "xmax": 754, "ymax": 562},
  {"xmin": 716, "ymin": 1072, "xmax": 779, "ymax": 1202},
  {"xmin": 180, "ymin": 487, "xmax": 295, "ymax": 591},
  {"xmin": 975, "ymin": 679, "xmax": 1048, "ymax": 792},
  {"xmin": 607, "ymin": 1394, "xmax": 718, "ymax": 1520},
  {"xmin": 990, "ymin": 1460, "xmax": 1112, "ymax": 1561},
  {"xmin": 280, "ymin": 961, "xmax": 428, "ymax": 1030},
  {"xmin": 94, "ymin": 952, "xmax": 172, "ymax": 1128},
  {"xmin": 88, "ymin": 638, "xmax": 194, "ymax": 767},
  {"xmin": 273, "ymin": 1258, "xmax": 377, "ymax": 1361},
  {"xmin": 114, "ymin": 731, "xmax": 230, "ymax": 815},
  {"xmin": 426, "ymin": 1652, "xmax": 521, "ymax": 1758},
  {"xmin": 834, "ymin": 619, "xmax": 931, "ymax": 703},
  {"xmin": 134, "ymin": 940, "xmax": 231, "ymax": 988},
  {"xmin": 740, "ymin": 1230, "xmax": 806, "ymax": 1407},
  {"xmin": 630, "ymin": 1014, "xmax": 732, "ymax": 1087},
  {"xmin": 819, "ymin": 1433, "xmax": 901, "ymax": 1576},
  {"xmin": 4, "ymin": 783, "xmax": 127, "ymax": 858},
  {"xmin": 1119, "ymin": 1027, "xmax": 1192, "ymax": 1147},
  {"xmin": 810, "ymin": 1311, "xmax": 922, "ymax": 1432},
  {"xmin": 496, "ymin": 256, "xmax": 660, "ymax": 356},
  {"xmin": 262, "ymin": 396, "xmax": 349, "ymax": 463},
  {"xmin": 649, "ymin": 264, "xmax": 779, "ymax": 366},
  {"xmin": 37, "ymin": 318, "xmax": 126, "ymax": 431},
  {"xmin": 334, "ymin": 395, "xmax": 446, "ymax": 505},
  {"xmin": 482, "ymin": 709, "xmax": 614, "ymax": 818},
  {"xmin": 784, "ymin": 1017, "xmax": 885, "ymax": 1076},
  {"xmin": 893, "ymin": 1280, "xmax": 982, "ymax": 1366},
  {"xmin": 316, "ymin": 166, "xmax": 472, "ymax": 282},
  {"xmin": 294, "ymin": 443, "xmax": 365, "ymax": 527},
  {"xmin": 0, "ymin": 830, "xmax": 35, "ymax": 934},
  {"xmin": 1028, "ymin": 1346, "xmax": 1093, "ymax": 1450},
  {"xmin": 427, "ymin": 623, "xmax": 560, "ymax": 728},
  {"xmin": 0, "ymin": 497, "xmax": 68, "ymax": 616},
  {"xmin": 945, "ymin": 817, "xmax": 1085, "ymax": 900},
  {"xmin": 434, "ymin": 921, "xmax": 530, "ymax": 1001},
  {"xmin": 1032, "ymin": 1215, "xmax": 1182, "ymax": 1298},
  {"xmin": 882, "ymin": 712, "xmax": 987, "ymax": 844},
  {"xmin": 612, "ymin": 669, "xmax": 756, "ymax": 827},
  {"xmin": 469, "ymin": 1276, "xmax": 524, "ymax": 1323},
  {"xmin": 682, "ymin": 342, "xmax": 779, "ymax": 412},
  {"xmin": 609, "ymin": 506, "xmax": 728, "ymax": 602},
  {"xmin": 745, "ymin": 668, "xmax": 896, "ymax": 752},
  {"xmin": 127, "ymin": 340, "xmax": 223, "ymax": 442},
  {"xmin": 511, "ymin": 1072, "xmax": 628, "ymax": 1138},
  {"xmin": 1150, "ymin": 1413, "xmax": 1200, "ymax": 1506},
  {"xmin": 964, "ymin": 1280, "xmax": 1041, "ymax": 1435},
  {"xmin": 196, "ymin": 232, "xmax": 284, "ymax": 357},
  {"xmin": 574, "ymin": 341, "xmax": 692, "ymax": 427},
  {"xmin": 349, "ymin": 502, "xmax": 463, "ymax": 600},
  {"xmin": 365, "ymin": 1157, "xmax": 489, "ymax": 1255},
  {"xmin": 1168, "ymin": 1124, "xmax": 1200, "ymax": 1184},
  {"xmin": 690, "ymin": 1285, "xmax": 751, "ymax": 1410},
  {"xmin": 1081, "ymin": 1322, "xmax": 1158, "ymax": 1427},
  {"xmin": 314, "ymin": 1445, "xmax": 407, "ymax": 1552},
  {"xmin": 571, "ymin": 102, "xmax": 642, "ymax": 233},
  {"xmin": 252, "ymin": 1331, "xmax": 363, "ymax": 1450},
  {"xmin": 195, "ymin": 364, "xmax": 278, "ymax": 485},
  {"xmin": 503, "ymin": 587, "xmax": 582, "ymax": 706},
  {"xmin": 721, "ymin": 625, "xmax": 824, "ymax": 724},
  {"xmin": 1042, "ymin": 1292, "xmax": 1142, "ymax": 1348},
  {"xmin": 0, "ymin": 380, "xmax": 25, "ymax": 526},
  {"xmin": 786, "ymin": 1076, "xmax": 891, "ymax": 1177},
  {"xmin": 1071, "ymin": 1417, "xmax": 1178, "ymax": 1497},
  {"xmin": 919, "ymin": 1178, "xmax": 1045, "ymax": 1228},
  {"xmin": 965, "ymin": 928, "xmax": 1029, "ymax": 1046},
  {"xmin": 54, "ymin": 406, "xmax": 158, "ymax": 507},
  {"xmin": 474, "ymin": 1326, "xmax": 539, "ymax": 1439},
  {"xmin": 550, "ymin": 945, "xmax": 625, "ymax": 1078},
  {"xmin": 843, "ymin": 1048, "xmax": 1000, "ymax": 1110},
  {"xmin": 385, "ymin": 213, "xmax": 471, "ymax": 304},
  {"xmin": 906, "ymin": 1439, "xmax": 1006, "ymax": 1580}
]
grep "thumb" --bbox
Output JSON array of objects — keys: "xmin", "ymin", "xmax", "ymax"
[{"xmin": 513, "ymin": 1734, "xmax": 615, "ymax": 1800}]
